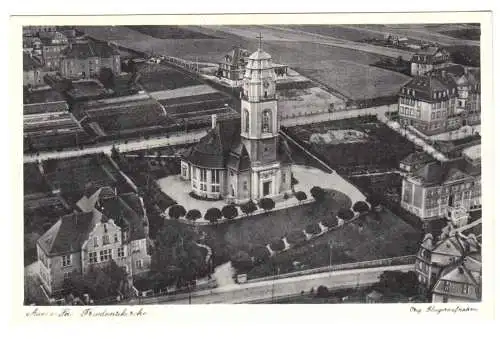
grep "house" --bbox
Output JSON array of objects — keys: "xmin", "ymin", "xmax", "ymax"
[
  {"xmin": 410, "ymin": 46, "xmax": 450, "ymax": 76},
  {"xmin": 217, "ymin": 46, "xmax": 289, "ymax": 87},
  {"xmin": 181, "ymin": 47, "xmax": 293, "ymax": 203},
  {"xmin": 39, "ymin": 31, "xmax": 70, "ymax": 71},
  {"xmin": 23, "ymin": 53, "xmax": 45, "ymax": 88},
  {"xmin": 400, "ymin": 147, "xmax": 481, "ymax": 220},
  {"xmin": 36, "ymin": 187, "xmax": 151, "ymax": 298},
  {"xmin": 398, "ymin": 65, "xmax": 481, "ymax": 136},
  {"xmin": 399, "ymin": 151, "xmax": 434, "ymax": 173},
  {"xmin": 59, "ymin": 40, "xmax": 121, "ymax": 79},
  {"xmin": 415, "ymin": 228, "xmax": 481, "ymax": 302}
]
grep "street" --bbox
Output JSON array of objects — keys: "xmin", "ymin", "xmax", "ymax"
[{"xmin": 125, "ymin": 264, "xmax": 413, "ymax": 304}]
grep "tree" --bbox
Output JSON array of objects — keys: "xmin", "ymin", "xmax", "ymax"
[
  {"xmin": 251, "ymin": 246, "xmax": 270, "ymax": 264},
  {"xmin": 240, "ymin": 200, "xmax": 257, "ymax": 215},
  {"xmin": 221, "ymin": 205, "xmax": 238, "ymax": 220},
  {"xmin": 353, "ymin": 201, "xmax": 370, "ymax": 214},
  {"xmin": 321, "ymin": 216, "xmax": 339, "ymax": 229},
  {"xmin": 367, "ymin": 194, "xmax": 383, "ymax": 209},
  {"xmin": 305, "ymin": 223, "xmax": 322, "ymax": 235},
  {"xmin": 286, "ymin": 230, "xmax": 306, "ymax": 245},
  {"xmin": 204, "ymin": 208, "xmax": 222, "ymax": 224},
  {"xmin": 270, "ymin": 239, "xmax": 285, "ymax": 252},
  {"xmin": 338, "ymin": 208, "xmax": 354, "ymax": 221},
  {"xmin": 259, "ymin": 198, "xmax": 275, "ymax": 212},
  {"xmin": 310, "ymin": 186, "xmax": 326, "ymax": 201},
  {"xmin": 185, "ymin": 209, "xmax": 202, "ymax": 224},
  {"xmin": 295, "ymin": 191, "xmax": 307, "ymax": 203},
  {"xmin": 230, "ymin": 250, "xmax": 253, "ymax": 272},
  {"xmin": 168, "ymin": 204, "xmax": 186, "ymax": 219},
  {"xmin": 316, "ymin": 285, "xmax": 330, "ymax": 298},
  {"xmin": 98, "ymin": 67, "xmax": 115, "ymax": 89}
]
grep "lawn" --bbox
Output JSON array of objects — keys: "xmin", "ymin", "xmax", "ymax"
[
  {"xmin": 200, "ymin": 189, "xmax": 352, "ymax": 263},
  {"xmin": 247, "ymin": 208, "xmax": 421, "ymax": 279},
  {"xmin": 127, "ymin": 25, "xmax": 220, "ymax": 40},
  {"xmin": 285, "ymin": 117, "xmax": 416, "ymax": 173}
]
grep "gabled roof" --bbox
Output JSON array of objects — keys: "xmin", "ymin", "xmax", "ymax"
[
  {"xmin": 411, "ymin": 158, "xmax": 480, "ymax": 186},
  {"xmin": 401, "ymin": 73, "xmax": 456, "ymax": 102},
  {"xmin": 227, "ymin": 143, "xmax": 251, "ymax": 172},
  {"xmin": 62, "ymin": 40, "xmax": 119, "ymax": 59},
  {"xmin": 401, "ymin": 151, "xmax": 434, "ymax": 167},
  {"xmin": 432, "ymin": 263, "xmax": 481, "ymax": 300},
  {"xmin": 37, "ymin": 210, "xmax": 100, "ymax": 255},
  {"xmin": 411, "ymin": 46, "xmax": 449, "ymax": 64},
  {"xmin": 223, "ymin": 46, "xmax": 250, "ymax": 66}
]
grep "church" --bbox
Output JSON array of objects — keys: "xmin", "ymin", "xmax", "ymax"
[{"xmin": 180, "ymin": 45, "xmax": 293, "ymax": 203}]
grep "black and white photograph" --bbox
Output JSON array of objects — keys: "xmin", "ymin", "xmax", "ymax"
[{"xmin": 19, "ymin": 17, "xmax": 488, "ymax": 307}]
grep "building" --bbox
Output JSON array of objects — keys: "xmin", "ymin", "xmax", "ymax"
[
  {"xmin": 181, "ymin": 47, "xmax": 293, "ymax": 203},
  {"xmin": 398, "ymin": 66, "xmax": 481, "ymax": 136},
  {"xmin": 23, "ymin": 26, "xmax": 58, "ymax": 36},
  {"xmin": 400, "ymin": 146, "xmax": 481, "ymax": 220},
  {"xmin": 23, "ymin": 53, "xmax": 45, "ymax": 88},
  {"xmin": 39, "ymin": 31, "xmax": 70, "ymax": 71},
  {"xmin": 59, "ymin": 40, "xmax": 121, "ymax": 79},
  {"xmin": 36, "ymin": 187, "xmax": 151, "ymax": 298},
  {"xmin": 217, "ymin": 46, "xmax": 288, "ymax": 87},
  {"xmin": 415, "ymin": 227, "xmax": 481, "ymax": 302},
  {"xmin": 410, "ymin": 46, "xmax": 450, "ymax": 76},
  {"xmin": 399, "ymin": 151, "xmax": 434, "ymax": 173}
]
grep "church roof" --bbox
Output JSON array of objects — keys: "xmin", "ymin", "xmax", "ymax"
[
  {"xmin": 182, "ymin": 119, "xmax": 240, "ymax": 169},
  {"xmin": 249, "ymin": 49, "xmax": 272, "ymax": 61}
]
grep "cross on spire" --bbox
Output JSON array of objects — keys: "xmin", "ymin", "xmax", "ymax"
[{"xmin": 257, "ymin": 32, "xmax": 263, "ymax": 50}]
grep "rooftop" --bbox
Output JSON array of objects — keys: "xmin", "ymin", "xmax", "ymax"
[
  {"xmin": 62, "ymin": 40, "xmax": 119, "ymax": 59},
  {"xmin": 23, "ymin": 101, "xmax": 68, "ymax": 115},
  {"xmin": 23, "ymin": 87, "xmax": 66, "ymax": 105},
  {"xmin": 462, "ymin": 144, "xmax": 481, "ymax": 161}
]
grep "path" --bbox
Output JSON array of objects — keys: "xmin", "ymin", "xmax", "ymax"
[
  {"xmin": 23, "ymin": 130, "xmax": 207, "ymax": 163},
  {"xmin": 124, "ymin": 264, "xmax": 413, "ymax": 304},
  {"xmin": 212, "ymin": 262, "xmax": 236, "ymax": 287}
]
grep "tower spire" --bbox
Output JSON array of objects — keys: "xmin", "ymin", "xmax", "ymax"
[{"xmin": 257, "ymin": 32, "xmax": 263, "ymax": 50}]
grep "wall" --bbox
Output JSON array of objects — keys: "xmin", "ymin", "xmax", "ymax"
[{"xmin": 280, "ymin": 104, "xmax": 398, "ymax": 127}]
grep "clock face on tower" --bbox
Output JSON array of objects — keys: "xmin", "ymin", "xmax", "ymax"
[{"xmin": 263, "ymin": 80, "xmax": 270, "ymax": 88}]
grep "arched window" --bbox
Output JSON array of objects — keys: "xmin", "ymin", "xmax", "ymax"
[
  {"xmin": 243, "ymin": 109, "xmax": 249, "ymax": 132},
  {"xmin": 262, "ymin": 110, "xmax": 271, "ymax": 133}
]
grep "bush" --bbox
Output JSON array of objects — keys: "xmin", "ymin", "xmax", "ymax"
[
  {"xmin": 270, "ymin": 239, "xmax": 285, "ymax": 252},
  {"xmin": 168, "ymin": 204, "xmax": 186, "ymax": 219},
  {"xmin": 286, "ymin": 230, "xmax": 306, "ymax": 245},
  {"xmin": 316, "ymin": 285, "xmax": 330, "ymax": 298},
  {"xmin": 259, "ymin": 198, "xmax": 275, "ymax": 212},
  {"xmin": 295, "ymin": 191, "xmax": 307, "ymax": 203},
  {"xmin": 310, "ymin": 186, "xmax": 326, "ymax": 201},
  {"xmin": 204, "ymin": 208, "xmax": 222, "ymax": 223},
  {"xmin": 230, "ymin": 250, "xmax": 253, "ymax": 271},
  {"xmin": 185, "ymin": 209, "xmax": 202, "ymax": 223},
  {"xmin": 367, "ymin": 194, "xmax": 383, "ymax": 208},
  {"xmin": 251, "ymin": 246, "xmax": 270, "ymax": 264},
  {"xmin": 353, "ymin": 201, "xmax": 370, "ymax": 214},
  {"xmin": 291, "ymin": 175, "xmax": 299, "ymax": 185},
  {"xmin": 305, "ymin": 223, "xmax": 322, "ymax": 235},
  {"xmin": 240, "ymin": 200, "xmax": 257, "ymax": 215},
  {"xmin": 321, "ymin": 216, "xmax": 339, "ymax": 229},
  {"xmin": 338, "ymin": 208, "xmax": 354, "ymax": 221},
  {"xmin": 221, "ymin": 205, "xmax": 238, "ymax": 220}
]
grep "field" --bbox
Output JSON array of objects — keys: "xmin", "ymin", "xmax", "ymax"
[
  {"xmin": 137, "ymin": 63, "xmax": 201, "ymax": 92},
  {"xmin": 286, "ymin": 25, "xmax": 386, "ymax": 42},
  {"xmin": 294, "ymin": 60, "xmax": 410, "ymax": 100},
  {"xmin": 285, "ymin": 117, "xmax": 416, "ymax": 174},
  {"xmin": 246, "ymin": 208, "xmax": 421, "ymax": 279},
  {"xmin": 278, "ymin": 86, "xmax": 346, "ymax": 118},
  {"xmin": 81, "ymin": 26, "xmax": 413, "ymax": 101},
  {"xmin": 127, "ymin": 25, "xmax": 220, "ymax": 40}
]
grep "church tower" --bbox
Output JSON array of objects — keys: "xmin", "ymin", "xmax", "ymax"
[{"xmin": 240, "ymin": 37, "xmax": 286, "ymax": 200}]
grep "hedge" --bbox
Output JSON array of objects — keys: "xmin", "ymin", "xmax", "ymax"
[
  {"xmin": 270, "ymin": 239, "xmax": 285, "ymax": 252},
  {"xmin": 305, "ymin": 223, "xmax": 322, "ymax": 235}
]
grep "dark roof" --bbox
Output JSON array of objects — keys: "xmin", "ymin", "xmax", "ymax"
[
  {"xmin": 410, "ymin": 46, "xmax": 449, "ymax": 64},
  {"xmin": 182, "ymin": 119, "xmax": 240, "ymax": 169},
  {"xmin": 99, "ymin": 195, "xmax": 146, "ymax": 241},
  {"xmin": 227, "ymin": 143, "xmax": 251, "ymax": 172},
  {"xmin": 23, "ymin": 101, "xmax": 69, "ymax": 115},
  {"xmin": 223, "ymin": 47, "xmax": 250, "ymax": 66},
  {"xmin": 277, "ymin": 137, "xmax": 294, "ymax": 165},
  {"xmin": 62, "ymin": 40, "xmax": 119, "ymax": 59},
  {"xmin": 37, "ymin": 211, "xmax": 97, "ymax": 255},
  {"xmin": 401, "ymin": 152, "xmax": 434, "ymax": 166},
  {"xmin": 401, "ymin": 74, "xmax": 456, "ymax": 102},
  {"xmin": 412, "ymin": 158, "xmax": 480, "ymax": 186}
]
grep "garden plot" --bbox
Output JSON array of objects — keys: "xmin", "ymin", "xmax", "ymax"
[
  {"xmin": 309, "ymin": 129, "xmax": 369, "ymax": 145},
  {"xmin": 278, "ymin": 87, "xmax": 345, "ymax": 118}
]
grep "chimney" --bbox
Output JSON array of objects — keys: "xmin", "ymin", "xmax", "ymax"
[{"xmin": 211, "ymin": 114, "xmax": 217, "ymax": 129}]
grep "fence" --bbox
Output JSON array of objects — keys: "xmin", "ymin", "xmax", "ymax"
[{"xmin": 245, "ymin": 255, "xmax": 416, "ymax": 284}]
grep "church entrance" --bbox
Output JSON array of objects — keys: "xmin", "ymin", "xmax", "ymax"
[{"xmin": 263, "ymin": 181, "xmax": 271, "ymax": 197}]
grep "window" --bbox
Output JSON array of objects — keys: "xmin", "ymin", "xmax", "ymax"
[
  {"xmin": 182, "ymin": 165, "xmax": 187, "ymax": 177},
  {"xmin": 200, "ymin": 169, "xmax": 207, "ymax": 182},
  {"xmin": 136, "ymin": 260, "xmax": 143, "ymax": 269},
  {"xmin": 243, "ymin": 181, "xmax": 248, "ymax": 190},
  {"xmin": 93, "ymin": 237, "xmax": 98, "ymax": 247},
  {"xmin": 243, "ymin": 109, "xmax": 249, "ymax": 132},
  {"xmin": 89, "ymin": 252, "xmax": 97, "ymax": 264},
  {"xmin": 211, "ymin": 170, "xmax": 220, "ymax": 184},
  {"xmin": 102, "ymin": 235, "xmax": 110, "ymax": 245},
  {"xmin": 117, "ymin": 247, "xmax": 125, "ymax": 258},
  {"xmin": 99, "ymin": 249, "xmax": 111, "ymax": 262},
  {"xmin": 62, "ymin": 255, "xmax": 71, "ymax": 267},
  {"xmin": 262, "ymin": 110, "xmax": 271, "ymax": 133},
  {"xmin": 443, "ymin": 281, "xmax": 451, "ymax": 292},
  {"xmin": 282, "ymin": 172, "xmax": 286, "ymax": 184},
  {"xmin": 63, "ymin": 272, "xmax": 71, "ymax": 282},
  {"xmin": 462, "ymin": 284, "xmax": 469, "ymax": 294}
]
